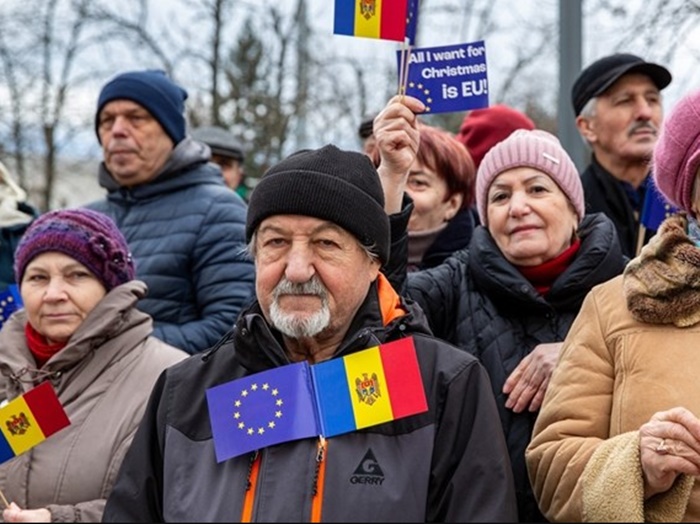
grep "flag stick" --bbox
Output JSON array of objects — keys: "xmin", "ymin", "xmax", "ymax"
[
  {"xmin": 398, "ymin": 37, "xmax": 413, "ymax": 102},
  {"xmin": 398, "ymin": 39, "xmax": 408, "ymax": 99},
  {"xmin": 636, "ymin": 223, "xmax": 646, "ymax": 256},
  {"xmin": 0, "ymin": 488, "xmax": 10, "ymax": 509}
]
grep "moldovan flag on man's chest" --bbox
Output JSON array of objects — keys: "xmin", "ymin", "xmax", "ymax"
[
  {"xmin": 207, "ymin": 337, "xmax": 428, "ymax": 462},
  {"xmin": 0, "ymin": 381, "xmax": 71, "ymax": 464},
  {"xmin": 334, "ymin": 0, "xmax": 411, "ymax": 42}
]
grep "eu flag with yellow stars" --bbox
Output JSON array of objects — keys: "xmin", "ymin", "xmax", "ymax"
[{"xmin": 206, "ymin": 363, "xmax": 318, "ymax": 463}]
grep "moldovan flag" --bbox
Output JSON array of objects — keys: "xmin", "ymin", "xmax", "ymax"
[
  {"xmin": 334, "ymin": 0, "xmax": 409, "ymax": 42},
  {"xmin": 313, "ymin": 337, "xmax": 427, "ymax": 437},
  {"xmin": 0, "ymin": 381, "xmax": 70, "ymax": 464}
]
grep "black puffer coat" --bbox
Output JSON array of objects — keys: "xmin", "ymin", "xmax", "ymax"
[{"xmin": 386, "ymin": 209, "xmax": 626, "ymax": 522}]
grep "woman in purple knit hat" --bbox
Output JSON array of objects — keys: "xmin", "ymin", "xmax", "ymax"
[
  {"xmin": 0, "ymin": 208, "xmax": 185, "ymax": 522},
  {"xmin": 527, "ymin": 87, "xmax": 700, "ymax": 522}
]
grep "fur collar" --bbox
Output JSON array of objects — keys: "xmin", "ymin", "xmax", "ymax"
[{"xmin": 624, "ymin": 213, "xmax": 700, "ymax": 327}]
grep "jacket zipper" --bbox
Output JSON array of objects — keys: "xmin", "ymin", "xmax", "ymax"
[
  {"xmin": 311, "ymin": 437, "xmax": 327, "ymax": 522},
  {"xmin": 241, "ymin": 451, "xmax": 261, "ymax": 522}
]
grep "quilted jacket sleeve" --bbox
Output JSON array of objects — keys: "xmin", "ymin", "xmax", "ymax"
[{"xmin": 150, "ymin": 192, "xmax": 255, "ymax": 353}]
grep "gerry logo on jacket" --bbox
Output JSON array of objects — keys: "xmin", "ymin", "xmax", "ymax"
[{"xmin": 350, "ymin": 449, "xmax": 385, "ymax": 485}]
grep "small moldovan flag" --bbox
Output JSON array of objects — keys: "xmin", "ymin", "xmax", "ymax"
[
  {"xmin": 207, "ymin": 337, "xmax": 427, "ymax": 462},
  {"xmin": 0, "ymin": 381, "xmax": 71, "ymax": 464},
  {"xmin": 334, "ymin": 0, "xmax": 410, "ymax": 42},
  {"xmin": 313, "ymin": 337, "xmax": 427, "ymax": 437}
]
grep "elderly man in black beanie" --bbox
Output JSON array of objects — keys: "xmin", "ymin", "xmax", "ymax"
[
  {"xmin": 572, "ymin": 53, "xmax": 672, "ymax": 258},
  {"xmin": 85, "ymin": 69, "xmax": 255, "ymax": 355},
  {"xmin": 103, "ymin": 143, "xmax": 517, "ymax": 523}
]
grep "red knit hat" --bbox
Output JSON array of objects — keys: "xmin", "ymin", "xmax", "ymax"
[
  {"xmin": 653, "ymin": 87, "xmax": 700, "ymax": 216},
  {"xmin": 455, "ymin": 105, "xmax": 535, "ymax": 169},
  {"xmin": 476, "ymin": 129, "xmax": 584, "ymax": 225}
]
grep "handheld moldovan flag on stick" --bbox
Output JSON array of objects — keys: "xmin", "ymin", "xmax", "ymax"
[
  {"xmin": 207, "ymin": 337, "xmax": 428, "ymax": 463},
  {"xmin": 333, "ymin": 0, "xmax": 417, "ymax": 42},
  {"xmin": 0, "ymin": 381, "xmax": 71, "ymax": 464}
]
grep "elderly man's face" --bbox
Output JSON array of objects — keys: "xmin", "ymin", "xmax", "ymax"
[
  {"xmin": 254, "ymin": 215, "xmax": 381, "ymax": 347},
  {"xmin": 97, "ymin": 100, "xmax": 174, "ymax": 187},
  {"xmin": 577, "ymin": 73, "xmax": 663, "ymax": 168}
]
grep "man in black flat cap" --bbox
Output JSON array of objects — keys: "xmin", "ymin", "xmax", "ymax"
[
  {"xmin": 572, "ymin": 53, "xmax": 672, "ymax": 258},
  {"xmin": 191, "ymin": 125, "xmax": 249, "ymax": 200}
]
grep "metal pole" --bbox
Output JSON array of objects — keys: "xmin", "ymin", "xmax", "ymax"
[{"xmin": 558, "ymin": 0, "xmax": 585, "ymax": 172}]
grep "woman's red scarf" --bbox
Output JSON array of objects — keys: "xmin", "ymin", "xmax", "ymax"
[
  {"xmin": 25, "ymin": 323, "xmax": 67, "ymax": 368},
  {"xmin": 516, "ymin": 239, "xmax": 581, "ymax": 295}
]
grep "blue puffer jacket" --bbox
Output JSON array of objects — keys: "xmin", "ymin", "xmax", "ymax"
[{"xmin": 85, "ymin": 138, "xmax": 255, "ymax": 354}]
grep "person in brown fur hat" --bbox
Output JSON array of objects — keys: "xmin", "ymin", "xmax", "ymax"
[{"xmin": 526, "ymin": 86, "xmax": 700, "ymax": 522}]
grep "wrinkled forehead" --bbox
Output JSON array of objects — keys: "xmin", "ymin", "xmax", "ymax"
[
  {"xmin": 99, "ymin": 99, "xmax": 151, "ymax": 116},
  {"xmin": 257, "ymin": 215, "xmax": 353, "ymax": 238}
]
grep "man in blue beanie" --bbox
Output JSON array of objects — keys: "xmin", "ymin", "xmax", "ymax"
[{"xmin": 85, "ymin": 69, "xmax": 255, "ymax": 354}]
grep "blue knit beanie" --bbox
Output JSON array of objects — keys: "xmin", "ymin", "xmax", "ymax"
[
  {"xmin": 95, "ymin": 69, "xmax": 188, "ymax": 144},
  {"xmin": 14, "ymin": 209, "xmax": 136, "ymax": 291}
]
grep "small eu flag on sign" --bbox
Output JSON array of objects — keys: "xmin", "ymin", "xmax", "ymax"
[{"xmin": 206, "ymin": 337, "xmax": 428, "ymax": 462}]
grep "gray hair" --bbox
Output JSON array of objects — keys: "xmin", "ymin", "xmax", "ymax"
[{"xmin": 576, "ymin": 97, "xmax": 598, "ymax": 149}]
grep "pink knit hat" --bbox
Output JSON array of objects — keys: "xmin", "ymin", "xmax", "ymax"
[
  {"xmin": 652, "ymin": 88, "xmax": 700, "ymax": 216},
  {"xmin": 475, "ymin": 129, "xmax": 585, "ymax": 225}
]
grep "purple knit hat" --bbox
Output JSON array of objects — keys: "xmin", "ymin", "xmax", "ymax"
[
  {"xmin": 14, "ymin": 209, "xmax": 135, "ymax": 291},
  {"xmin": 652, "ymin": 88, "xmax": 700, "ymax": 216},
  {"xmin": 475, "ymin": 129, "xmax": 585, "ymax": 225}
]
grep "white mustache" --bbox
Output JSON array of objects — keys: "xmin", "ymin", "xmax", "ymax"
[{"xmin": 272, "ymin": 277, "xmax": 328, "ymax": 300}]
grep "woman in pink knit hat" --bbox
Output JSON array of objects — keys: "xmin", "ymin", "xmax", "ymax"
[
  {"xmin": 374, "ymin": 95, "xmax": 628, "ymax": 523},
  {"xmin": 526, "ymin": 87, "xmax": 700, "ymax": 522}
]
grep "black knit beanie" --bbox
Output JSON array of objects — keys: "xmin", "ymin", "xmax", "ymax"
[{"xmin": 246, "ymin": 144, "xmax": 389, "ymax": 263}]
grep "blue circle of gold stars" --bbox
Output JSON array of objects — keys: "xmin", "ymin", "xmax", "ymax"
[
  {"xmin": 408, "ymin": 82, "xmax": 432, "ymax": 112},
  {"xmin": 233, "ymin": 382, "xmax": 284, "ymax": 437}
]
